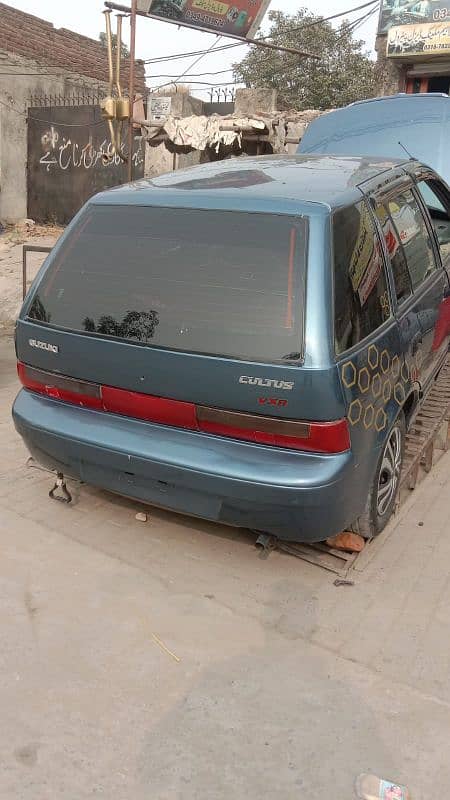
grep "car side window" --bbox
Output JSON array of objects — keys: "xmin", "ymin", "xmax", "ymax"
[
  {"xmin": 416, "ymin": 179, "xmax": 450, "ymax": 272},
  {"xmin": 385, "ymin": 189, "xmax": 438, "ymax": 291},
  {"xmin": 334, "ymin": 202, "xmax": 391, "ymax": 355},
  {"xmin": 375, "ymin": 203, "xmax": 412, "ymax": 304}
]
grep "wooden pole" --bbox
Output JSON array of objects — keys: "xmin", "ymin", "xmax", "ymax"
[{"xmin": 127, "ymin": 0, "xmax": 137, "ymax": 182}]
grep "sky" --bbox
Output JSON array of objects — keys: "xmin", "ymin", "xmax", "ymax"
[{"xmin": 5, "ymin": 0, "xmax": 380, "ymax": 99}]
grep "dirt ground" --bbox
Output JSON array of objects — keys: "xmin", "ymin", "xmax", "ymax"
[
  {"xmin": 0, "ymin": 223, "xmax": 63, "ymax": 333},
  {"xmin": 2, "ymin": 334, "xmax": 450, "ymax": 799}
]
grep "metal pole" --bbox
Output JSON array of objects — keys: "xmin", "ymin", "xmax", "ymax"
[
  {"xmin": 127, "ymin": 0, "xmax": 137, "ymax": 183},
  {"xmin": 22, "ymin": 246, "xmax": 52, "ymax": 300},
  {"xmin": 22, "ymin": 246, "xmax": 27, "ymax": 301},
  {"xmin": 116, "ymin": 14, "xmax": 124, "ymax": 97},
  {"xmin": 103, "ymin": 10, "xmax": 114, "ymax": 94}
]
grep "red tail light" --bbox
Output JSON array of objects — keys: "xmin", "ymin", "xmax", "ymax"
[
  {"xmin": 17, "ymin": 362, "xmax": 103, "ymax": 409},
  {"xmin": 196, "ymin": 407, "xmax": 349, "ymax": 453},
  {"xmin": 18, "ymin": 363, "xmax": 350, "ymax": 454},
  {"xmin": 101, "ymin": 385, "xmax": 198, "ymax": 430}
]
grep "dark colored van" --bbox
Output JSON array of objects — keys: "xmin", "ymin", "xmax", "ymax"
[{"xmin": 12, "ymin": 155, "xmax": 450, "ymax": 543}]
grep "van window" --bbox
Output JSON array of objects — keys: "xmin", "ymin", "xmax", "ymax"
[
  {"xmin": 385, "ymin": 189, "xmax": 437, "ymax": 291},
  {"xmin": 27, "ymin": 205, "xmax": 307, "ymax": 364},
  {"xmin": 334, "ymin": 202, "xmax": 391, "ymax": 355}
]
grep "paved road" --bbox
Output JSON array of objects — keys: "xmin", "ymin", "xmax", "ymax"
[{"xmin": 2, "ymin": 336, "xmax": 450, "ymax": 799}]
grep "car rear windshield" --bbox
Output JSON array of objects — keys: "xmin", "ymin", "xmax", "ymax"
[{"xmin": 27, "ymin": 205, "xmax": 307, "ymax": 363}]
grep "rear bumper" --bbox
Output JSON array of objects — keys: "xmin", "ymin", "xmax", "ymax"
[{"xmin": 13, "ymin": 390, "xmax": 370, "ymax": 543}]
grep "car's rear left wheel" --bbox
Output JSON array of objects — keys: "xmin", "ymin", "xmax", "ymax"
[{"xmin": 353, "ymin": 411, "xmax": 405, "ymax": 540}]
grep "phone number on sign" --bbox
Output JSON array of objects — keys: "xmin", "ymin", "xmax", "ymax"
[
  {"xmin": 192, "ymin": 0, "xmax": 229, "ymax": 14},
  {"xmin": 185, "ymin": 9, "xmax": 226, "ymax": 25},
  {"xmin": 433, "ymin": 7, "xmax": 450, "ymax": 20}
]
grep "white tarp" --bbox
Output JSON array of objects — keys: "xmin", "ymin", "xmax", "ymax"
[{"xmin": 142, "ymin": 114, "xmax": 266, "ymax": 152}]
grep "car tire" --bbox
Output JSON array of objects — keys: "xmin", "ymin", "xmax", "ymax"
[{"xmin": 353, "ymin": 411, "xmax": 406, "ymax": 540}]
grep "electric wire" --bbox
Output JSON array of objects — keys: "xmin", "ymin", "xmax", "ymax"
[
  {"xmin": 0, "ymin": 1, "xmax": 379, "ymax": 109},
  {"xmin": 148, "ymin": 4, "xmax": 378, "ymax": 92},
  {"xmin": 143, "ymin": 0, "xmax": 379, "ymax": 64},
  {"xmin": 171, "ymin": 36, "xmax": 223, "ymax": 87}
]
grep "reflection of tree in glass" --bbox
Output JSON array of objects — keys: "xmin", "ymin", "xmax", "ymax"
[
  {"xmin": 83, "ymin": 317, "xmax": 96, "ymax": 332},
  {"xmin": 97, "ymin": 316, "xmax": 122, "ymax": 337},
  {"xmin": 29, "ymin": 296, "xmax": 51, "ymax": 323},
  {"xmin": 83, "ymin": 310, "xmax": 159, "ymax": 342},
  {"xmin": 120, "ymin": 311, "xmax": 159, "ymax": 342}
]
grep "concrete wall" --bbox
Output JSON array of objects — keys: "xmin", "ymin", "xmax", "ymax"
[
  {"xmin": 144, "ymin": 88, "xmax": 282, "ymax": 180},
  {"xmin": 0, "ymin": 50, "xmax": 107, "ymax": 223},
  {"xmin": 234, "ymin": 88, "xmax": 277, "ymax": 117},
  {"xmin": 143, "ymin": 93, "xmax": 328, "ymax": 179},
  {"xmin": 375, "ymin": 35, "xmax": 407, "ymax": 96},
  {"xmin": 144, "ymin": 91, "xmax": 206, "ymax": 180}
]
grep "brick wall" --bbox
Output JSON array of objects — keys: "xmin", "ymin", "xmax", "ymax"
[
  {"xmin": 0, "ymin": 3, "xmax": 147, "ymax": 222},
  {"xmin": 0, "ymin": 1, "xmax": 146, "ymax": 92}
]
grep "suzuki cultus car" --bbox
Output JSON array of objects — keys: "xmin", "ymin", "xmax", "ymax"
[{"xmin": 13, "ymin": 155, "xmax": 450, "ymax": 542}]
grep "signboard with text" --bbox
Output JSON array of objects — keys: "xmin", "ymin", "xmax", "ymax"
[
  {"xmin": 387, "ymin": 19, "xmax": 450, "ymax": 55},
  {"xmin": 150, "ymin": 96, "xmax": 172, "ymax": 122},
  {"xmin": 378, "ymin": 1, "xmax": 450, "ymax": 34},
  {"xmin": 137, "ymin": 0, "xmax": 270, "ymax": 39}
]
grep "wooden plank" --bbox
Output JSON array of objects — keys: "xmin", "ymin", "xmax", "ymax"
[{"xmin": 407, "ymin": 461, "xmax": 420, "ymax": 490}]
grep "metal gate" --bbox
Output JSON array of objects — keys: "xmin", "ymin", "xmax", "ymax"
[{"xmin": 27, "ymin": 94, "xmax": 145, "ymax": 224}]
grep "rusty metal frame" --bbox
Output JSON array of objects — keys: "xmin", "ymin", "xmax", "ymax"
[
  {"xmin": 401, "ymin": 356, "xmax": 450, "ymax": 490},
  {"xmin": 22, "ymin": 245, "xmax": 52, "ymax": 300}
]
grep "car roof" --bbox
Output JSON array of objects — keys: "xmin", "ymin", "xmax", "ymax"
[{"xmin": 92, "ymin": 154, "xmax": 408, "ymax": 214}]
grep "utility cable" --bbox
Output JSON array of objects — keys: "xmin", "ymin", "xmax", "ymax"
[
  {"xmin": 172, "ymin": 36, "xmax": 223, "ymax": 87},
  {"xmin": 150, "ymin": 37, "xmax": 225, "ymax": 92},
  {"xmin": 150, "ymin": 8, "xmax": 379, "ymax": 93},
  {"xmin": 143, "ymin": 0, "xmax": 379, "ymax": 63},
  {"xmin": 147, "ymin": 67, "xmax": 233, "ymax": 78}
]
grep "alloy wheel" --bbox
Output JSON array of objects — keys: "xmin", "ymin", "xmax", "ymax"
[{"xmin": 377, "ymin": 425, "xmax": 402, "ymax": 517}]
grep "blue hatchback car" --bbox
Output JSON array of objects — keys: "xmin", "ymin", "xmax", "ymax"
[{"xmin": 12, "ymin": 155, "xmax": 450, "ymax": 542}]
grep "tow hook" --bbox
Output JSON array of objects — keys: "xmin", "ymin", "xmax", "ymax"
[
  {"xmin": 255, "ymin": 533, "xmax": 278, "ymax": 558},
  {"xmin": 49, "ymin": 473, "xmax": 72, "ymax": 504}
]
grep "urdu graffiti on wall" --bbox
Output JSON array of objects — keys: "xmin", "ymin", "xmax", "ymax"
[
  {"xmin": 28, "ymin": 105, "xmax": 146, "ymax": 224},
  {"xmin": 39, "ymin": 125, "xmax": 145, "ymax": 173}
]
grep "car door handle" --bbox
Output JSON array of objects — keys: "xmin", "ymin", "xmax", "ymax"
[{"xmin": 411, "ymin": 332, "xmax": 422, "ymax": 356}]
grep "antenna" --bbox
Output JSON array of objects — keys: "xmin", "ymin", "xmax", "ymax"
[{"xmin": 398, "ymin": 140, "xmax": 415, "ymax": 161}]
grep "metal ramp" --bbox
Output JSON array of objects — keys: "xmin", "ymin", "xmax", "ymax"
[{"xmin": 401, "ymin": 357, "xmax": 450, "ymax": 490}]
